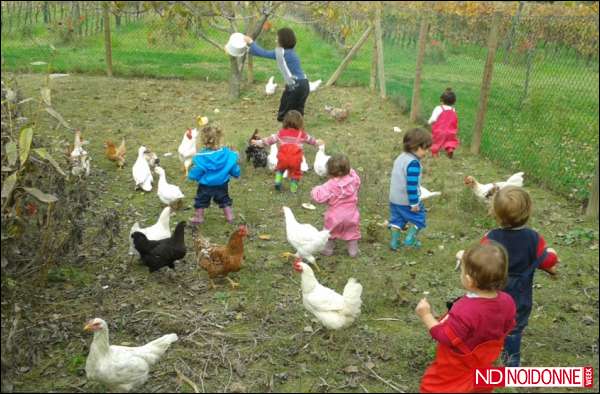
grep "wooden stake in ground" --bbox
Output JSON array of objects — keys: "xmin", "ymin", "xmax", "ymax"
[
  {"xmin": 587, "ymin": 160, "xmax": 599, "ymax": 219},
  {"xmin": 374, "ymin": 3, "xmax": 386, "ymax": 99},
  {"xmin": 471, "ymin": 12, "xmax": 501, "ymax": 155},
  {"xmin": 103, "ymin": 2, "xmax": 113, "ymax": 77},
  {"xmin": 325, "ymin": 26, "xmax": 373, "ymax": 87},
  {"xmin": 370, "ymin": 36, "xmax": 378, "ymax": 92},
  {"xmin": 410, "ymin": 18, "xmax": 429, "ymax": 122}
]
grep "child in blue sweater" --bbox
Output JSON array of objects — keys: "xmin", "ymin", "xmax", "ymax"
[
  {"xmin": 389, "ymin": 128, "xmax": 432, "ymax": 250},
  {"xmin": 188, "ymin": 125, "xmax": 240, "ymax": 224}
]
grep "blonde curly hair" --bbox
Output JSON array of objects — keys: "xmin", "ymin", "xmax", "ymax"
[{"xmin": 201, "ymin": 125, "xmax": 223, "ymax": 150}]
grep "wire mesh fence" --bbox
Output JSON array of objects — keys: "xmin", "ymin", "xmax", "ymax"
[
  {"xmin": 2, "ymin": 1, "xmax": 598, "ymax": 201},
  {"xmin": 382, "ymin": 4, "xmax": 599, "ymax": 200}
]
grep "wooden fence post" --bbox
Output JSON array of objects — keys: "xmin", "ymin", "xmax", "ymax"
[
  {"xmin": 587, "ymin": 160, "xmax": 599, "ymax": 219},
  {"xmin": 247, "ymin": 53, "xmax": 254, "ymax": 83},
  {"xmin": 410, "ymin": 17, "xmax": 429, "ymax": 123},
  {"xmin": 325, "ymin": 26, "xmax": 373, "ymax": 87},
  {"xmin": 374, "ymin": 3, "xmax": 386, "ymax": 99},
  {"xmin": 471, "ymin": 12, "xmax": 500, "ymax": 155},
  {"xmin": 103, "ymin": 2, "xmax": 113, "ymax": 77},
  {"xmin": 370, "ymin": 36, "xmax": 377, "ymax": 92}
]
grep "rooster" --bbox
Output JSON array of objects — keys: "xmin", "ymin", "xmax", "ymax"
[
  {"xmin": 324, "ymin": 103, "xmax": 351, "ymax": 122},
  {"xmin": 245, "ymin": 129, "xmax": 268, "ymax": 168},
  {"xmin": 131, "ymin": 221, "xmax": 186, "ymax": 273},
  {"xmin": 177, "ymin": 128, "xmax": 198, "ymax": 177},
  {"xmin": 195, "ymin": 225, "xmax": 248, "ymax": 289},
  {"xmin": 105, "ymin": 139, "xmax": 126, "ymax": 169},
  {"xmin": 293, "ymin": 259, "xmax": 362, "ymax": 338},
  {"xmin": 464, "ymin": 172, "xmax": 524, "ymax": 202},
  {"xmin": 283, "ymin": 206, "xmax": 330, "ymax": 272}
]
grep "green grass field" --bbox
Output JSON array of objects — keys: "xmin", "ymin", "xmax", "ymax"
[
  {"xmin": 2, "ymin": 16, "xmax": 598, "ymax": 199},
  {"xmin": 1, "ymin": 72, "xmax": 598, "ymax": 393}
]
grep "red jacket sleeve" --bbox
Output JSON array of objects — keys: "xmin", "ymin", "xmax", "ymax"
[{"xmin": 537, "ymin": 234, "xmax": 558, "ymax": 270}]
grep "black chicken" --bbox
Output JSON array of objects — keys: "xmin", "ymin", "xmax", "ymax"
[
  {"xmin": 131, "ymin": 221, "xmax": 187, "ymax": 272},
  {"xmin": 245, "ymin": 129, "xmax": 268, "ymax": 168}
]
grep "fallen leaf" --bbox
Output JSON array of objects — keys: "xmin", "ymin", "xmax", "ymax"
[
  {"xmin": 259, "ymin": 234, "xmax": 271, "ymax": 240},
  {"xmin": 344, "ymin": 365, "xmax": 359, "ymax": 374}
]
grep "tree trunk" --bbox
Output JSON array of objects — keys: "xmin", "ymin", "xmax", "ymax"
[
  {"xmin": 374, "ymin": 3, "xmax": 386, "ymax": 99},
  {"xmin": 229, "ymin": 57, "xmax": 241, "ymax": 98},
  {"xmin": 103, "ymin": 2, "xmax": 113, "ymax": 77},
  {"xmin": 471, "ymin": 12, "xmax": 500, "ymax": 155},
  {"xmin": 325, "ymin": 26, "xmax": 373, "ymax": 87},
  {"xmin": 410, "ymin": 18, "xmax": 428, "ymax": 122},
  {"xmin": 587, "ymin": 160, "xmax": 599, "ymax": 219}
]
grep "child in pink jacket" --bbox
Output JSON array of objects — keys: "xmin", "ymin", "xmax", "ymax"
[{"xmin": 311, "ymin": 154, "xmax": 361, "ymax": 257}]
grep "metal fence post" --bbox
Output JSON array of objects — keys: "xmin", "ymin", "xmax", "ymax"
[
  {"xmin": 410, "ymin": 17, "xmax": 429, "ymax": 123},
  {"xmin": 471, "ymin": 12, "xmax": 500, "ymax": 155},
  {"xmin": 587, "ymin": 160, "xmax": 599, "ymax": 219},
  {"xmin": 103, "ymin": 2, "xmax": 113, "ymax": 77}
]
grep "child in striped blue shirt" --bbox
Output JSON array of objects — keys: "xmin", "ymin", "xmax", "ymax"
[{"xmin": 389, "ymin": 128, "xmax": 432, "ymax": 249}]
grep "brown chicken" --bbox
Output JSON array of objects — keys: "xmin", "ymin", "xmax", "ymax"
[
  {"xmin": 195, "ymin": 225, "xmax": 248, "ymax": 289},
  {"xmin": 324, "ymin": 103, "xmax": 351, "ymax": 122},
  {"xmin": 104, "ymin": 139, "xmax": 126, "ymax": 168}
]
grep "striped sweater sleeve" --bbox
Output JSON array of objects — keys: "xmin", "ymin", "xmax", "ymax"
[{"xmin": 406, "ymin": 160, "xmax": 421, "ymax": 206}]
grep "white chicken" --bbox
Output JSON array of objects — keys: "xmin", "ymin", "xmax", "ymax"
[
  {"xmin": 265, "ymin": 76, "xmax": 277, "ymax": 95},
  {"xmin": 128, "ymin": 207, "xmax": 172, "ymax": 256},
  {"xmin": 464, "ymin": 172, "xmax": 525, "ymax": 202},
  {"xmin": 293, "ymin": 259, "xmax": 362, "ymax": 331},
  {"xmin": 132, "ymin": 146, "xmax": 153, "ymax": 192},
  {"xmin": 70, "ymin": 130, "xmax": 91, "ymax": 177},
  {"xmin": 267, "ymin": 144, "xmax": 308, "ymax": 178},
  {"xmin": 283, "ymin": 206, "xmax": 330, "ymax": 271},
  {"xmin": 420, "ymin": 186, "xmax": 442, "ymax": 200},
  {"xmin": 177, "ymin": 128, "xmax": 198, "ymax": 177},
  {"xmin": 84, "ymin": 318, "xmax": 178, "ymax": 392},
  {"xmin": 155, "ymin": 166, "xmax": 184, "ymax": 207},
  {"xmin": 313, "ymin": 144, "xmax": 331, "ymax": 177},
  {"xmin": 309, "ymin": 79, "xmax": 322, "ymax": 92}
]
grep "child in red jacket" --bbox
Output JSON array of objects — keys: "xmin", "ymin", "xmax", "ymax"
[
  {"xmin": 428, "ymin": 88, "xmax": 459, "ymax": 158},
  {"xmin": 416, "ymin": 242, "xmax": 516, "ymax": 393},
  {"xmin": 252, "ymin": 110, "xmax": 322, "ymax": 193}
]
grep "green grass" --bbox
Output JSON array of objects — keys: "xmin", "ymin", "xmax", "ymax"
[{"xmin": 1, "ymin": 73, "xmax": 598, "ymax": 393}]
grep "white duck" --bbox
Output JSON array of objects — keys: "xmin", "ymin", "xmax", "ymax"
[
  {"xmin": 128, "ymin": 207, "xmax": 172, "ymax": 256},
  {"xmin": 293, "ymin": 259, "xmax": 362, "ymax": 331},
  {"xmin": 155, "ymin": 166, "xmax": 184, "ymax": 206},
  {"xmin": 84, "ymin": 318, "xmax": 178, "ymax": 392},
  {"xmin": 283, "ymin": 206, "xmax": 330, "ymax": 271},
  {"xmin": 265, "ymin": 76, "xmax": 277, "ymax": 95},
  {"xmin": 132, "ymin": 146, "xmax": 153, "ymax": 191},
  {"xmin": 464, "ymin": 172, "xmax": 524, "ymax": 202},
  {"xmin": 177, "ymin": 128, "xmax": 198, "ymax": 176},
  {"xmin": 309, "ymin": 79, "xmax": 322, "ymax": 92},
  {"xmin": 313, "ymin": 144, "xmax": 331, "ymax": 177},
  {"xmin": 420, "ymin": 186, "xmax": 442, "ymax": 200},
  {"xmin": 267, "ymin": 144, "xmax": 308, "ymax": 177}
]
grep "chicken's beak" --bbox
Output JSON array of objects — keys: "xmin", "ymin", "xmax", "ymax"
[{"xmin": 83, "ymin": 321, "xmax": 94, "ymax": 332}]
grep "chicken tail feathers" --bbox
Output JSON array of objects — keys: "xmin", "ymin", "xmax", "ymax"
[
  {"xmin": 137, "ymin": 333, "xmax": 178, "ymax": 366},
  {"xmin": 342, "ymin": 278, "xmax": 363, "ymax": 317}
]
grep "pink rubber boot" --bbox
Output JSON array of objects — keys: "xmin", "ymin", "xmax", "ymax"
[
  {"xmin": 223, "ymin": 206, "xmax": 234, "ymax": 223},
  {"xmin": 321, "ymin": 240, "xmax": 335, "ymax": 256},
  {"xmin": 190, "ymin": 208, "xmax": 204, "ymax": 224},
  {"xmin": 347, "ymin": 240, "xmax": 359, "ymax": 257}
]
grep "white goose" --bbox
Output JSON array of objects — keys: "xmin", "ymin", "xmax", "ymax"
[{"xmin": 155, "ymin": 166, "xmax": 184, "ymax": 206}]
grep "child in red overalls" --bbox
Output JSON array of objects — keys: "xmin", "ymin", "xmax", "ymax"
[
  {"xmin": 253, "ymin": 110, "xmax": 323, "ymax": 193},
  {"xmin": 428, "ymin": 88, "xmax": 459, "ymax": 158},
  {"xmin": 415, "ymin": 242, "xmax": 516, "ymax": 393}
]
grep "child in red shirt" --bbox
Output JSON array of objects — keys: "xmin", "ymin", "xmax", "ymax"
[
  {"xmin": 253, "ymin": 110, "xmax": 323, "ymax": 193},
  {"xmin": 416, "ymin": 242, "xmax": 516, "ymax": 393},
  {"xmin": 428, "ymin": 88, "xmax": 459, "ymax": 158}
]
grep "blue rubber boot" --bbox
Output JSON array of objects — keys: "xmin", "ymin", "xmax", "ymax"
[
  {"xmin": 403, "ymin": 225, "xmax": 422, "ymax": 248},
  {"xmin": 390, "ymin": 228, "xmax": 402, "ymax": 251}
]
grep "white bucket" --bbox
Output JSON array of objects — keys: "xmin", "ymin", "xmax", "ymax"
[{"xmin": 225, "ymin": 33, "xmax": 248, "ymax": 57}]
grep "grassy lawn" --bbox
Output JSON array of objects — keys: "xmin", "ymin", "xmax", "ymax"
[{"xmin": 1, "ymin": 72, "xmax": 598, "ymax": 393}]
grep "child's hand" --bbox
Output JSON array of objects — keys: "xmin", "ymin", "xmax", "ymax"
[
  {"xmin": 243, "ymin": 35, "xmax": 253, "ymax": 45},
  {"xmin": 415, "ymin": 298, "xmax": 431, "ymax": 317},
  {"xmin": 545, "ymin": 265, "xmax": 559, "ymax": 280},
  {"xmin": 410, "ymin": 205, "xmax": 420, "ymax": 213},
  {"xmin": 250, "ymin": 140, "xmax": 260, "ymax": 146}
]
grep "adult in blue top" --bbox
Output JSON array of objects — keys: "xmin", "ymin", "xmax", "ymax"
[
  {"xmin": 244, "ymin": 28, "xmax": 310, "ymax": 122},
  {"xmin": 188, "ymin": 125, "xmax": 240, "ymax": 224}
]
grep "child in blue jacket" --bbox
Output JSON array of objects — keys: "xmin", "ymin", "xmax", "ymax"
[{"xmin": 188, "ymin": 125, "xmax": 240, "ymax": 224}]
